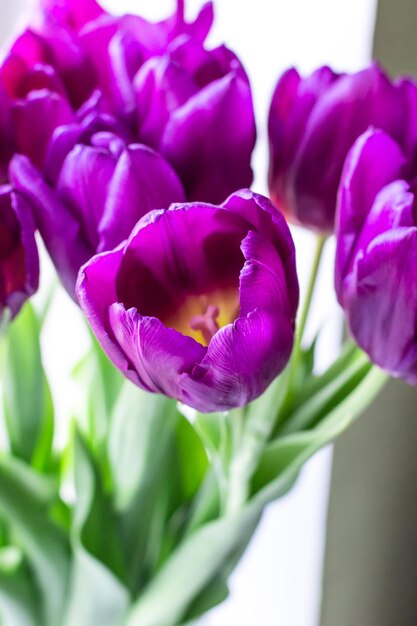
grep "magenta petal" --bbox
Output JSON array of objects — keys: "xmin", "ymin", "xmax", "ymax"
[
  {"xmin": 335, "ymin": 129, "xmax": 407, "ymax": 297},
  {"xmin": 345, "ymin": 227, "xmax": 417, "ymax": 382},
  {"xmin": 40, "ymin": 0, "xmax": 105, "ymax": 31},
  {"xmin": 12, "ymin": 90, "xmax": 74, "ymax": 168},
  {"xmin": 98, "ymin": 144, "xmax": 186, "ymax": 251},
  {"xmin": 268, "ymin": 66, "xmax": 339, "ymax": 215},
  {"xmin": 135, "ymin": 56, "xmax": 197, "ymax": 147},
  {"xmin": 76, "ymin": 246, "xmax": 143, "ymax": 384},
  {"xmin": 9, "ymin": 155, "xmax": 92, "ymax": 298},
  {"xmin": 109, "ymin": 303, "xmax": 206, "ymax": 395},
  {"xmin": 222, "ymin": 190, "xmax": 299, "ymax": 315},
  {"xmin": 55, "ymin": 144, "xmax": 117, "ymax": 248},
  {"xmin": 239, "ymin": 230, "xmax": 292, "ymax": 318},
  {"xmin": 161, "ymin": 73, "xmax": 256, "ymax": 203},
  {"xmin": 293, "ymin": 65, "xmax": 404, "ymax": 230},
  {"xmin": 179, "ymin": 308, "xmax": 294, "ymax": 412},
  {"xmin": 0, "ymin": 187, "xmax": 39, "ymax": 318}
]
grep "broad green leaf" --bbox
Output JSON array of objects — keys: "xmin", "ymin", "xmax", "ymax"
[
  {"xmin": 0, "ymin": 566, "xmax": 40, "ymax": 626},
  {"xmin": 109, "ymin": 384, "xmax": 209, "ymax": 593},
  {"xmin": 72, "ymin": 336, "xmax": 123, "ymax": 461},
  {"xmin": 1, "ymin": 303, "xmax": 54, "ymax": 471},
  {"xmin": 108, "ymin": 384, "xmax": 179, "ymax": 511},
  {"xmin": 183, "ymin": 575, "xmax": 229, "ymax": 622},
  {"xmin": 72, "ymin": 431, "xmax": 125, "ymax": 583},
  {"xmin": 62, "ymin": 547, "xmax": 129, "ymax": 626},
  {"xmin": 0, "ymin": 457, "xmax": 70, "ymax": 626},
  {"xmin": 253, "ymin": 366, "xmax": 387, "ymax": 501},
  {"xmin": 125, "ymin": 503, "xmax": 262, "ymax": 626},
  {"xmin": 278, "ymin": 349, "xmax": 372, "ymax": 436}
]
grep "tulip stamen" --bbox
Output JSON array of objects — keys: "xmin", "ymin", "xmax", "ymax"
[{"xmin": 190, "ymin": 303, "xmax": 220, "ymax": 345}]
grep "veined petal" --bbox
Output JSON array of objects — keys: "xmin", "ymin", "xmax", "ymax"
[
  {"xmin": 109, "ymin": 303, "xmax": 206, "ymax": 395},
  {"xmin": 222, "ymin": 190, "xmax": 299, "ymax": 315},
  {"xmin": 239, "ymin": 230, "xmax": 292, "ymax": 319},
  {"xmin": 345, "ymin": 226, "xmax": 417, "ymax": 382},
  {"xmin": 179, "ymin": 308, "xmax": 294, "ymax": 412}
]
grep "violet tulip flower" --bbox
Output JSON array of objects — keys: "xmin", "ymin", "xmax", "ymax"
[
  {"xmin": 335, "ymin": 128, "xmax": 417, "ymax": 383},
  {"xmin": 2, "ymin": 0, "xmax": 255, "ymax": 204},
  {"xmin": 268, "ymin": 64, "xmax": 417, "ymax": 232},
  {"xmin": 10, "ymin": 106, "xmax": 185, "ymax": 298},
  {"xmin": 0, "ymin": 186, "xmax": 39, "ymax": 319},
  {"xmin": 77, "ymin": 190, "xmax": 299, "ymax": 412}
]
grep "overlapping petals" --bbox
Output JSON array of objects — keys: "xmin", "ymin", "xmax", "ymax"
[
  {"xmin": 0, "ymin": 186, "xmax": 39, "ymax": 319},
  {"xmin": 335, "ymin": 128, "xmax": 417, "ymax": 383},
  {"xmin": 10, "ymin": 109, "xmax": 185, "ymax": 297},
  {"xmin": 77, "ymin": 190, "xmax": 299, "ymax": 412},
  {"xmin": 268, "ymin": 63, "xmax": 417, "ymax": 232}
]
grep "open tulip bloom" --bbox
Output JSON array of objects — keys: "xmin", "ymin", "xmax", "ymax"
[{"xmin": 0, "ymin": 0, "xmax": 414, "ymax": 625}]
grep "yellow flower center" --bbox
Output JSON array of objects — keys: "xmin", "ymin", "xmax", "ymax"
[{"xmin": 164, "ymin": 288, "xmax": 239, "ymax": 346}]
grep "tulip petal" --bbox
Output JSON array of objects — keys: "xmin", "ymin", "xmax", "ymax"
[
  {"xmin": 335, "ymin": 129, "xmax": 407, "ymax": 297},
  {"xmin": 345, "ymin": 226, "xmax": 417, "ymax": 382},
  {"xmin": 0, "ymin": 187, "xmax": 39, "ymax": 318},
  {"xmin": 135, "ymin": 56, "xmax": 197, "ymax": 148},
  {"xmin": 9, "ymin": 155, "xmax": 92, "ymax": 298},
  {"xmin": 98, "ymin": 144, "xmax": 186, "ymax": 251},
  {"xmin": 41, "ymin": 0, "xmax": 105, "ymax": 31},
  {"xmin": 161, "ymin": 73, "xmax": 256, "ymax": 203},
  {"xmin": 116, "ymin": 205, "xmax": 247, "ymax": 313},
  {"xmin": 239, "ymin": 230, "xmax": 292, "ymax": 319},
  {"xmin": 12, "ymin": 89, "xmax": 74, "ymax": 168},
  {"xmin": 109, "ymin": 303, "xmax": 206, "ymax": 396},
  {"xmin": 222, "ymin": 190, "xmax": 299, "ymax": 315},
  {"xmin": 179, "ymin": 308, "xmax": 293, "ymax": 412},
  {"xmin": 293, "ymin": 64, "xmax": 405, "ymax": 230},
  {"xmin": 55, "ymin": 144, "xmax": 117, "ymax": 249},
  {"xmin": 268, "ymin": 66, "xmax": 338, "ymax": 217},
  {"xmin": 77, "ymin": 245, "xmax": 144, "ymax": 385}
]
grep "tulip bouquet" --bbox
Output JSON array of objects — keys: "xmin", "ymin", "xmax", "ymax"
[{"xmin": 0, "ymin": 0, "xmax": 415, "ymax": 624}]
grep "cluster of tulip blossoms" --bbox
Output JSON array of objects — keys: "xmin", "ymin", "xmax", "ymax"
[{"xmin": 0, "ymin": 0, "xmax": 416, "ymax": 624}]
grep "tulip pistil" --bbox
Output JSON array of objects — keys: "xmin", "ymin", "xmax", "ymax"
[{"xmin": 190, "ymin": 303, "xmax": 220, "ymax": 345}]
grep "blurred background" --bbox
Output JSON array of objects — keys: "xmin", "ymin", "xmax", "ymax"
[{"xmin": 2, "ymin": 1, "xmax": 417, "ymax": 625}]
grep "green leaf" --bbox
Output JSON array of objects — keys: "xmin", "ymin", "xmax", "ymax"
[
  {"xmin": 72, "ymin": 334, "xmax": 123, "ymax": 461},
  {"xmin": 1, "ymin": 303, "xmax": 54, "ymax": 471},
  {"xmin": 0, "ymin": 456, "xmax": 70, "ymax": 626},
  {"xmin": 109, "ymin": 384, "xmax": 209, "ymax": 593},
  {"xmin": 62, "ymin": 547, "xmax": 129, "ymax": 626},
  {"xmin": 125, "ymin": 503, "xmax": 262, "ymax": 626},
  {"xmin": 0, "ymin": 563, "xmax": 41, "ymax": 626},
  {"xmin": 253, "ymin": 365, "xmax": 387, "ymax": 500},
  {"xmin": 72, "ymin": 431, "xmax": 126, "ymax": 583},
  {"xmin": 108, "ymin": 384, "xmax": 179, "ymax": 512},
  {"xmin": 278, "ymin": 348, "xmax": 372, "ymax": 436}
]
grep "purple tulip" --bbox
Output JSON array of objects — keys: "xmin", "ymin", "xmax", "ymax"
[
  {"xmin": 0, "ymin": 186, "xmax": 39, "ymax": 319},
  {"xmin": 335, "ymin": 127, "xmax": 417, "ymax": 382},
  {"xmin": 10, "ymin": 104, "xmax": 186, "ymax": 298},
  {"xmin": 77, "ymin": 190, "xmax": 298, "ymax": 412},
  {"xmin": 1, "ymin": 0, "xmax": 255, "ymax": 205},
  {"xmin": 268, "ymin": 63, "xmax": 417, "ymax": 232}
]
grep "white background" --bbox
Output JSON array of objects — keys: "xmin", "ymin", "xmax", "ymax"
[{"xmin": 3, "ymin": 1, "xmax": 377, "ymax": 624}]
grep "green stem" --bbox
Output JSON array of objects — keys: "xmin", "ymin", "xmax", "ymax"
[
  {"xmin": 295, "ymin": 234, "xmax": 327, "ymax": 355},
  {"xmin": 288, "ymin": 235, "xmax": 327, "ymax": 383}
]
